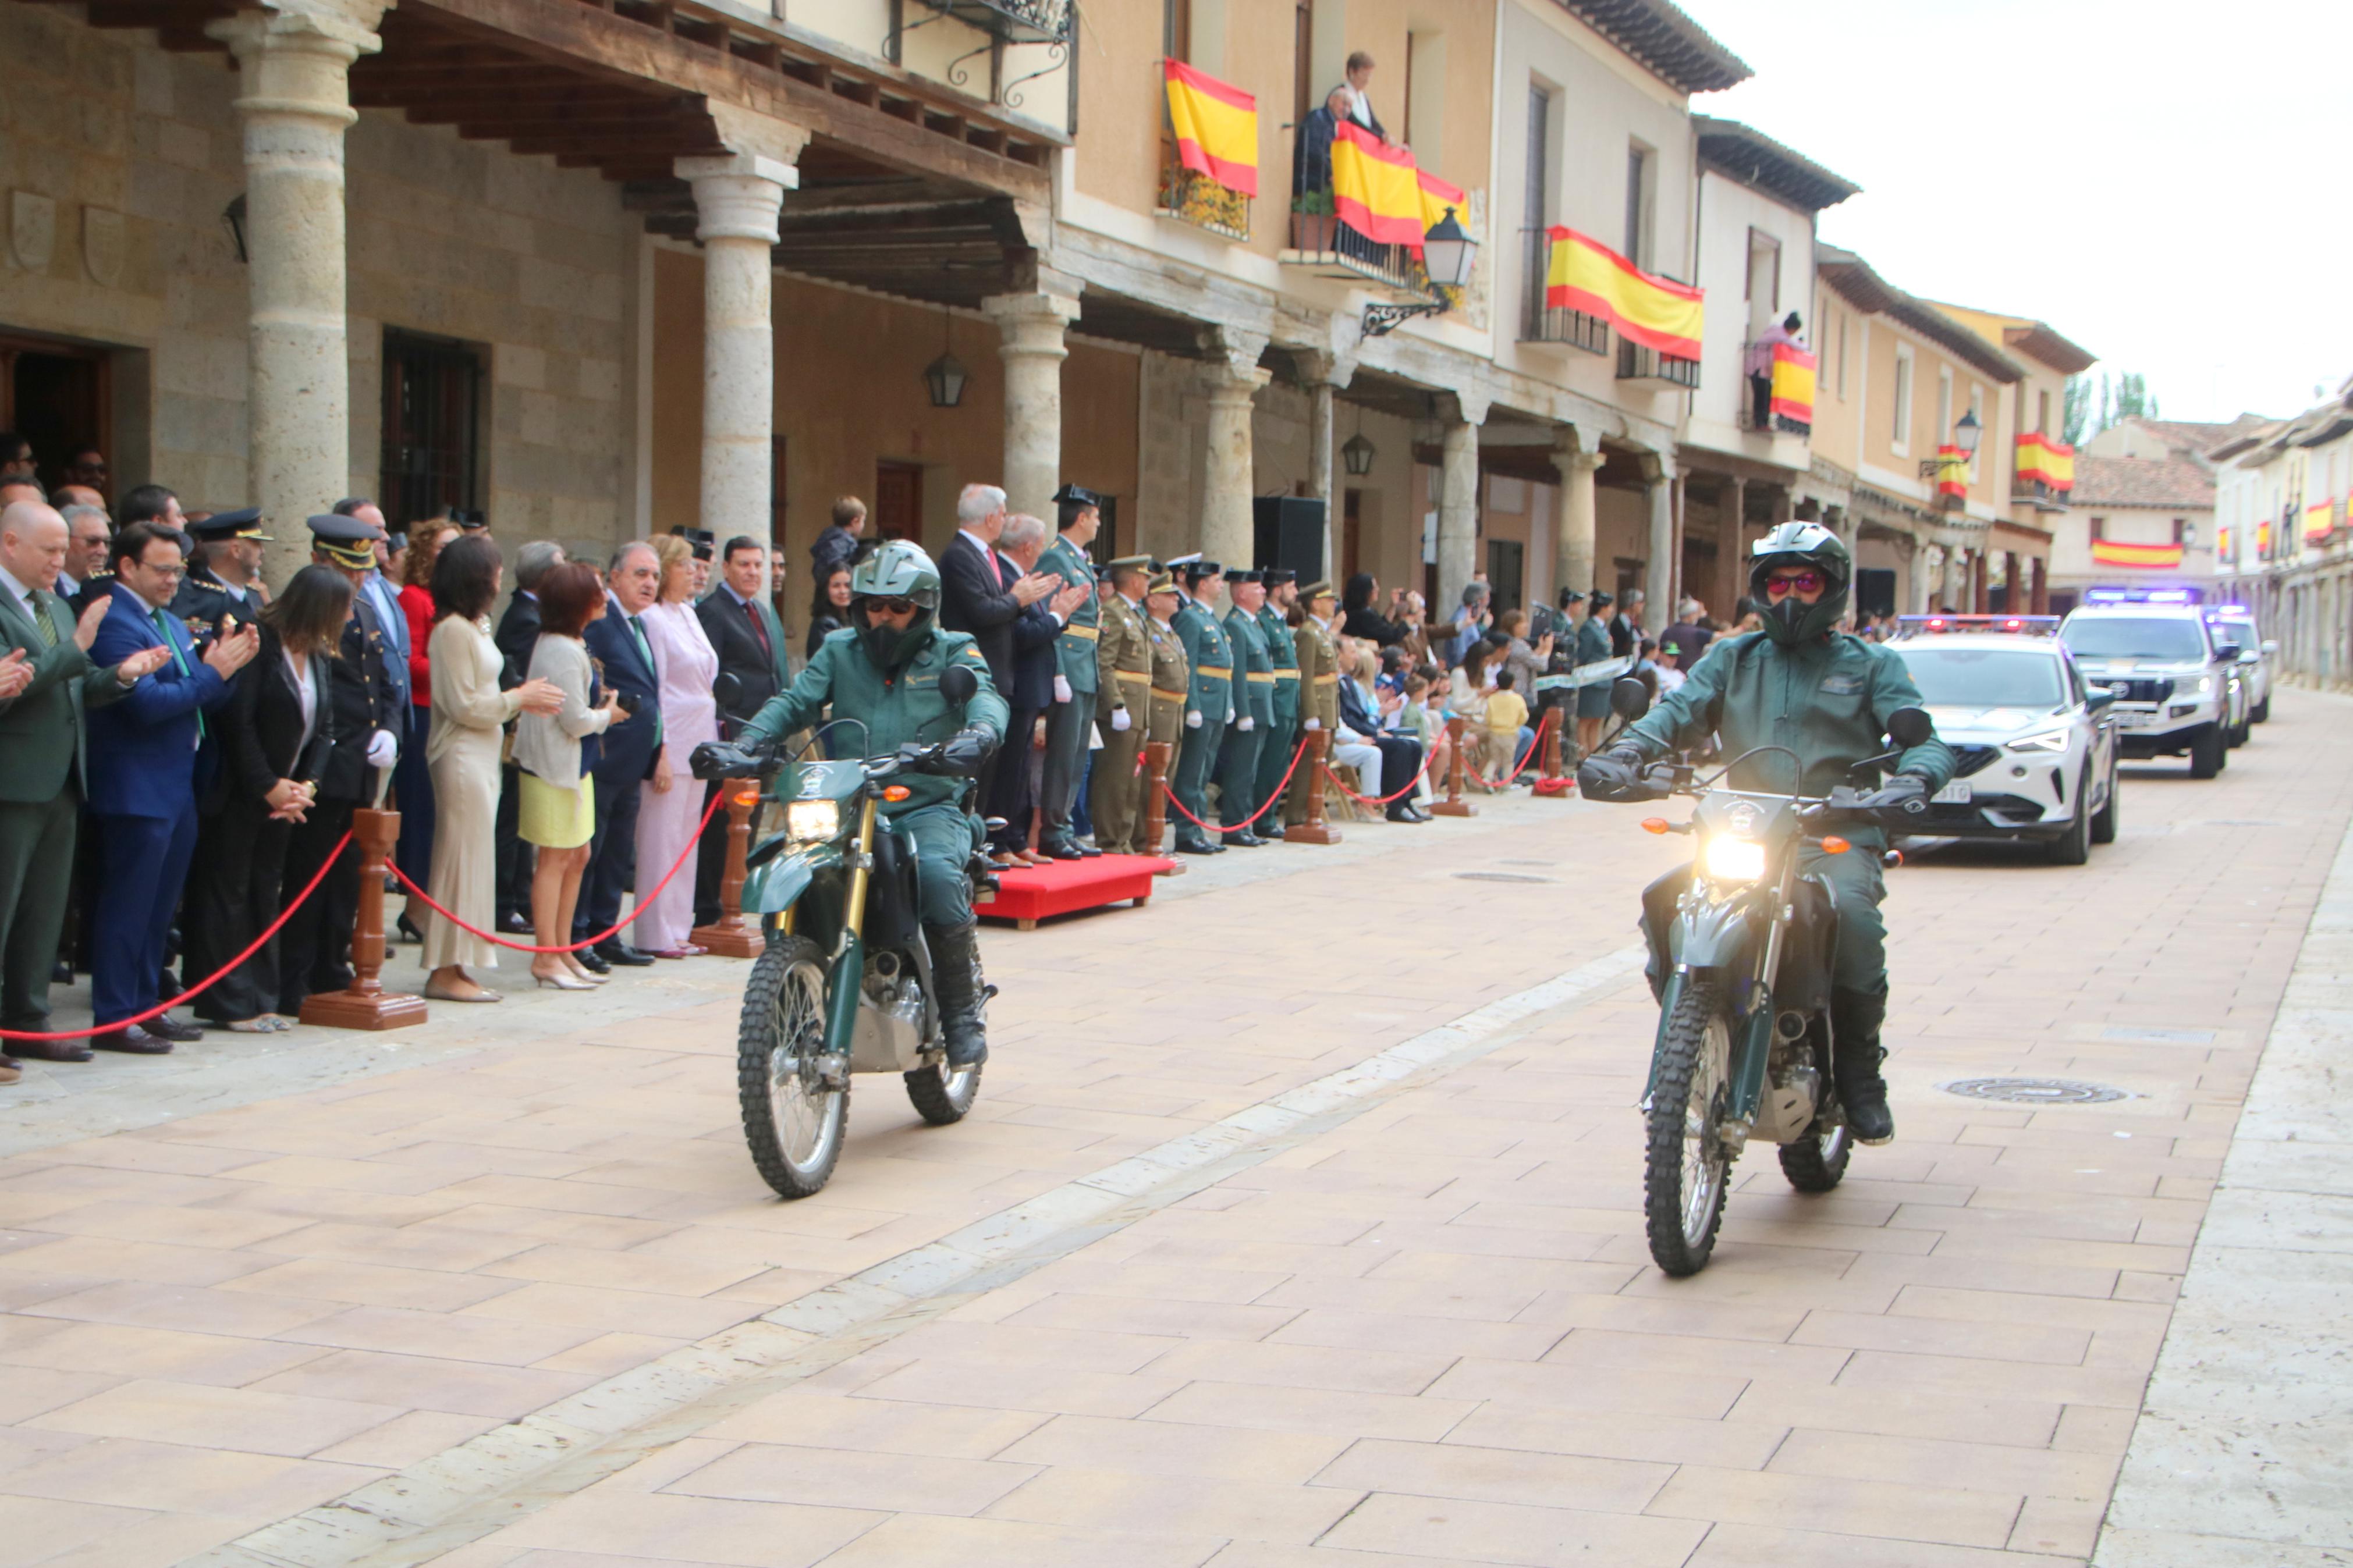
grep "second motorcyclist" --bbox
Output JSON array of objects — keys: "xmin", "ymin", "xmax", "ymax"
[{"xmin": 1577, "ymin": 523, "xmax": 1953, "ymax": 1142}]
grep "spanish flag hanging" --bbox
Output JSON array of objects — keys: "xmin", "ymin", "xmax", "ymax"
[
  {"xmin": 1934, "ymin": 445, "xmax": 1970, "ymax": 499},
  {"xmin": 2305, "ymin": 499, "xmax": 2336, "ymax": 543},
  {"xmin": 2015, "ymin": 432, "xmax": 2075, "ymax": 492},
  {"xmin": 1414, "ymin": 168, "xmax": 1467, "ymax": 252},
  {"xmin": 1163, "ymin": 60, "xmax": 1258, "ymax": 197},
  {"xmin": 2091, "ymin": 539, "xmax": 2186, "ymax": 569},
  {"xmin": 1543, "ymin": 227, "xmax": 1704, "ymax": 359},
  {"xmin": 1769, "ymin": 344, "xmax": 1816, "ymax": 425},
  {"xmin": 1330, "ymin": 120, "xmax": 1426, "ymax": 245}
]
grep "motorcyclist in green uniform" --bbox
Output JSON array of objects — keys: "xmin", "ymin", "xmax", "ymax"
[
  {"xmin": 1577, "ymin": 522, "xmax": 1953, "ymax": 1143},
  {"xmin": 727, "ymin": 541, "xmax": 1010, "ymax": 1068}
]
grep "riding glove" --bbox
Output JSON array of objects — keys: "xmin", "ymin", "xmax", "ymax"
[
  {"xmin": 1575, "ymin": 743, "xmax": 1649, "ymax": 801},
  {"xmin": 1857, "ymin": 771, "xmax": 1932, "ymax": 826},
  {"xmin": 906, "ymin": 726, "xmax": 994, "ymax": 777}
]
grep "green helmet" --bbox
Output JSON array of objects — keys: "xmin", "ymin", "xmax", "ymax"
[
  {"xmin": 1748, "ymin": 521, "xmax": 1852, "ymax": 645},
  {"xmin": 850, "ymin": 539, "xmax": 942, "ymax": 667}
]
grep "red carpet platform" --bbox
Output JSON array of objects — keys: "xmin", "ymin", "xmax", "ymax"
[{"xmin": 977, "ymin": 854, "xmax": 1174, "ymax": 929}]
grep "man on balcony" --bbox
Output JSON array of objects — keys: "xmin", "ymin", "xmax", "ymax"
[
  {"xmin": 1747, "ymin": 312, "xmax": 1804, "ymax": 430},
  {"xmin": 1293, "ymin": 85, "xmax": 1354, "ymax": 214}
]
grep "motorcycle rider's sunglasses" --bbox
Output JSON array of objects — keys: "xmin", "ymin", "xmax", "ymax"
[
  {"xmin": 1763, "ymin": 569, "xmax": 1825, "ymax": 598},
  {"xmin": 863, "ymin": 596, "xmax": 919, "ymax": 615}
]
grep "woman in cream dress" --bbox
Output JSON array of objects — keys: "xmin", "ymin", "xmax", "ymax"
[
  {"xmin": 420, "ymin": 535, "xmax": 563, "ymax": 1002},
  {"xmin": 631, "ymin": 535, "xmax": 722, "ymax": 957}
]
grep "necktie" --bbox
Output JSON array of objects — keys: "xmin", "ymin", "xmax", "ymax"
[
  {"xmin": 744, "ymin": 598, "xmax": 772, "ymax": 662},
  {"xmin": 625, "ymin": 614, "xmax": 663, "ymax": 745},
  {"xmin": 29, "ymin": 590, "xmax": 56, "ymax": 648},
  {"xmin": 153, "ymin": 607, "xmax": 204, "ymax": 744}
]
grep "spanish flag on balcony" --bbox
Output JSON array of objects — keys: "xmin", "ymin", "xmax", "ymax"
[
  {"xmin": 1330, "ymin": 120, "xmax": 1426, "ymax": 245},
  {"xmin": 1934, "ymin": 445, "xmax": 1970, "ymax": 499},
  {"xmin": 1414, "ymin": 168, "xmax": 1467, "ymax": 249},
  {"xmin": 2091, "ymin": 539, "xmax": 2186, "ymax": 569},
  {"xmin": 2015, "ymin": 432, "xmax": 2075, "ymax": 492},
  {"xmin": 2305, "ymin": 498, "xmax": 2337, "ymax": 543},
  {"xmin": 1769, "ymin": 344, "xmax": 1815, "ymax": 424},
  {"xmin": 2258, "ymin": 520, "xmax": 2273, "ymax": 559},
  {"xmin": 1543, "ymin": 227, "xmax": 1703, "ymax": 359},
  {"xmin": 1163, "ymin": 60, "xmax": 1258, "ymax": 197}
]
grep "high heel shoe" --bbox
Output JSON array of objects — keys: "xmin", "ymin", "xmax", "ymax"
[
  {"xmin": 560, "ymin": 956, "xmax": 608, "ymax": 986},
  {"xmin": 533, "ymin": 969, "xmax": 594, "ymax": 991},
  {"xmin": 396, "ymin": 915, "xmax": 425, "ymax": 945}
]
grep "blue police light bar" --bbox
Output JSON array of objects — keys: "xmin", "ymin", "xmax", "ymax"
[
  {"xmin": 1892, "ymin": 614, "xmax": 2061, "ymax": 638},
  {"xmin": 2084, "ymin": 586, "xmax": 2202, "ymax": 605}
]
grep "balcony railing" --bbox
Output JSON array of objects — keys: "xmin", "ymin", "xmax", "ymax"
[
  {"xmin": 1617, "ymin": 339, "xmax": 1699, "ymax": 390},
  {"xmin": 1281, "ymin": 211, "xmax": 1434, "ymax": 297},
  {"xmin": 1158, "ymin": 142, "xmax": 1249, "ymax": 240},
  {"xmin": 914, "ymin": 0, "xmax": 1070, "ymax": 45},
  {"xmin": 1524, "ymin": 306, "xmax": 1610, "ymax": 353}
]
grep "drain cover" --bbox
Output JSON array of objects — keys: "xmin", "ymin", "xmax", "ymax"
[
  {"xmin": 1941, "ymin": 1078, "xmax": 2129, "ymax": 1105},
  {"xmin": 1453, "ymin": 871, "xmax": 1553, "ymax": 884}
]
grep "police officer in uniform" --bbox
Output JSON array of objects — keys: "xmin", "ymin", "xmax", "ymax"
[
  {"xmin": 1141, "ymin": 570, "xmax": 1191, "ymax": 853},
  {"xmin": 170, "ymin": 509, "xmax": 271, "ymax": 646},
  {"xmin": 1168, "ymin": 560, "xmax": 1232, "ymax": 855},
  {"xmin": 1253, "ymin": 568, "xmax": 1302, "ymax": 841},
  {"xmin": 1215, "ymin": 570, "xmax": 1275, "ymax": 845},
  {"xmin": 1286, "ymin": 581, "xmax": 1342, "ymax": 827},
  {"xmin": 1037, "ymin": 486, "xmax": 1103, "ymax": 859},
  {"xmin": 1089, "ymin": 554, "xmax": 1154, "ymax": 857}
]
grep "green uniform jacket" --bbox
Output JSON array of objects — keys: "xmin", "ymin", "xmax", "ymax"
[
  {"xmin": 1259, "ymin": 608, "xmax": 1299, "ymax": 684},
  {"xmin": 1039, "ymin": 535, "xmax": 1100, "ymax": 696},
  {"xmin": 1172, "ymin": 596, "xmax": 1233, "ymax": 721},
  {"xmin": 1097, "ymin": 593, "xmax": 1149, "ymax": 719},
  {"xmin": 0, "ymin": 585, "xmax": 131, "ymax": 802},
  {"xmin": 1223, "ymin": 605, "xmax": 1275, "ymax": 726},
  {"xmin": 1621, "ymin": 630, "xmax": 1955, "ymax": 837},
  {"xmin": 737, "ymin": 625, "xmax": 1010, "ymax": 815}
]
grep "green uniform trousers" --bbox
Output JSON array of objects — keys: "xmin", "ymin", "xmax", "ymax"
[
  {"xmin": 1213, "ymin": 722, "xmax": 1262, "ymax": 838},
  {"xmin": 889, "ymin": 801, "xmax": 984, "ymax": 928},
  {"xmin": 1255, "ymin": 686, "xmax": 1300, "ymax": 824},
  {"xmin": 1172, "ymin": 714, "xmax": 1226, "ymax": 844},
  {"xmin": 1800, "ymin": 840, "xmax": 1888, "ymax": 994}
]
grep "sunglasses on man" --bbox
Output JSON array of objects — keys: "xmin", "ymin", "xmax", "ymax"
[
  {"xmin": 1764, "ymin": 569, "xmax": 1826, "ymax": 598},
  {"xmin": 864, "ymin": 596, "xmax": 919, "ymax": 616}
]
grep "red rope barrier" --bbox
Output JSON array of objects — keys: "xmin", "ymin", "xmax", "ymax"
[
  {"xmin": 1490, "ymin": 709, "xmax": 1558, "ymax": 788},
  {"xmin": 0, "ymin": 827, "xmax": 354, "ymax": 1041},
  {"xmin": 387, "ymin": 784, "xmax": 730, "ymax": 952},
  {"xmin": 1158, "ymin": 737, "xmax": 1309, "ymax": 833}
]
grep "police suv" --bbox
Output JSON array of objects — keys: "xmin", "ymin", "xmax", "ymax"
[
  {"xmin": 2060, "ymin": 591, "xmax": 2248, "ymax": 778},
  {"xmin": 1889, "ymin": 615, "xmax": 2120, "ymax": 865}
]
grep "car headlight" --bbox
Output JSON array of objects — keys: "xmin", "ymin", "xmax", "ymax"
[
  {"xmin": 2006, "ymin": 728, "xmax": 2070, "ymax": 753},
  {"xmin": 2193, "ymin": 674, "xmax": 2214, "ymax": 695},
  {"xmin": 1702, "ymin": 836, "xmax": 1768, "ymax": 882},
  {"xmin": 784, "ymin": 798, "xmax": 840, "ymax": 842}
]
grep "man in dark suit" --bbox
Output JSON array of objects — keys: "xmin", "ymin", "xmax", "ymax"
[
  {"xmin": 939, "ymin": 484, "xmax": 1060, "ymax": 819},
  {"xmin": 276, "ymin": 515, "xmax": 402, "ymax": 1015},
  {"xmin": 576, "ymin": 542, "xmax": 662, "ymax": 969},
  {"xmin": 0, "ymin": 504, "xmax": 171, "ymax": 1074},
  {"xmin": 492, "ymin": 539, "xmax": 563, "ymax": 931},
  {"xmin": 693, "ymin": 536, "xmax": 792, "ymax": 924},
  {"xmin": 989, "ymin": 513, "xmax": 1083, "ymax": 863},
  {"xmin": 85, "ymin": 520, "xmax": 254, "ymax": 1053}
]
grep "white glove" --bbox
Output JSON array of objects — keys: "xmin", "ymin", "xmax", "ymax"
[
  {"xmin": 1111, "ymin": 708, "xmax": 1131, "ymax": 732},
  {"xmin": 1186, "ymin": 710, "xmax": 1202, "ymax": 730},
  {"xmin": 1053, "ymin": 674, "xmax": 1073, "ymax": 704},
  {"xmin": 1226, "ymin": 708, "xmax": 1236, "ymax": 724},
  {"xmin": 365, "ymin": 728, "xmax": 399, "ymax": 767},
  {"xmin": 1305, "ymin": 717, "xmax": 1322, "ymax": 731},
  {"xmin": 1239, "ymin": 716, "xmax": 1255, "ymax": 731}
]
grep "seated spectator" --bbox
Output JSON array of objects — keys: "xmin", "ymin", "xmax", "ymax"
[
  {"xmin": 1399, "ymin": 672, "xmax": 1448, "ymax": 802},
  {"xmin": 1447, "ymin": 641, "xmax": 1496, "ymax": 784},
  {"xmin": 514, "ymin": 562, "xmax": 622, "ymax": 991},
  {"xmin": 392, "ymin": 518, "xmax": 459, "ymax": 944},
  {"xmin": 1337, "ymin": 643, "xmax": 1426, "ymax": 823},
  {"xmin": 1341, "ymin": 572, "xmax": 1412, "ymax": 646}
]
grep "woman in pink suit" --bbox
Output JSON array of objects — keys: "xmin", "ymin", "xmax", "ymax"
[{"xmin": 632, "ymin": 534, "xmax": 722, "ymax": 957}]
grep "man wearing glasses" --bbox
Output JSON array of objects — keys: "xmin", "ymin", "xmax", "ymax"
[{"xmin": 1577, "ymin": 522, "xmax": 1952, "ymax": 1144}]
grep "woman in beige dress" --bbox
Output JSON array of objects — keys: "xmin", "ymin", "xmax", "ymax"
[{"xmin": 420, "ymin": 535, "xmax": 563, "ymax": 1002}]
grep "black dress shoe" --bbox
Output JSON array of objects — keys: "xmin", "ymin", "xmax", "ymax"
[
  {"xmin": 1230, "ymin": 831, "xmax": 1267, "ymax": 847},
  {"xmin": 1385, "ymin": 804, "xmax": 1421, "ymax": 824},
  {"xmin": 572, "ymin": 945, "xmax": 611, "ymax": 976},
  {"xmin": 1172, "ymin": 838, "xmax": 1218, "ymax": 856},
  {"xmin": 1259, "ymin": 824, "xmax": 1285, "ymax": 840},
  {"xmin": 1039, "ymin": 840, "xmax": 1085, "ymax": 861},
  {"xmin": 501, "ymin": 911, "xmax": 533, "ymax": 934},
  {"xmin": 1077, "ymin": 844, "xmax": 1103, "ymax": 858},
  {"xmin": 52, "ymin": 959, "xmax": 73, "ymax": 985},
  {"xmin": 10, "ymin": 1039, "xmax": 91, "ymax": 1064},
  {"xmin": 145, "ymin": 1014, "xmax": 205, "ymax": 1043},
  {"xmin": 594, "ymin": 940, "xmax": 655, "ymax": 968},
  {"xmin": 91, "ymin": 1026, "xmax": 173, "ymax": 1055}
]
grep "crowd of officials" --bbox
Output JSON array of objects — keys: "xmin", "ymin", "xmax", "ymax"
[{"xmin": 0, "ymin": 428, "xmax": 1740, "ymax": 1086}]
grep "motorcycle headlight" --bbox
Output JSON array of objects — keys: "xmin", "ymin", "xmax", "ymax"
[
  {"xmin": 2006, "ymin": 728, "xmax": 2070, "ymax": 753},
  {"xmin": 1702, "ymin": 835, "xmax": 1768, "ymax": 883},
  {"xmin": 784, "ymin": 798, "xmax": 840, "ymax": 843}
]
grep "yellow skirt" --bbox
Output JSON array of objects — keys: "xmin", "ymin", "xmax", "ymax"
[{"xmin": 518, "ymin": 771, "xmax": 595, "ymax": 849}]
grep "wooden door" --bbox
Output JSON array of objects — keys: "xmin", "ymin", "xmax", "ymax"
[
  {"xmin": 2, "ymin": 332, "xmax": 111, "ymax": 497},
  {"xmin": 873, "ymin": 461, "xmax": 922, "ymax": 542}
]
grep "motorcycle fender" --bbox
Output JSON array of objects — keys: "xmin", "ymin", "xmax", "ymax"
[
  {"xmin": 744, "ymin": 842, "xmax": 840, "ymax": 918},
  {"xmin": 1671, "ymin": 897, "xmax": 1757, "ymax": 976}
]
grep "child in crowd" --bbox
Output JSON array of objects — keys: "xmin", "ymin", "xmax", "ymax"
[
  {"xmin": 1485, "ymin": 669, "xmax": 1530, "ymax": 785},
  {"xmin": 1401, "ymin": 673, "xmax": 1446, "ymax": 804}
]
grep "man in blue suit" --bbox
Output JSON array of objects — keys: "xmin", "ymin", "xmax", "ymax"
[
  {"xmin": 85, "ymin": 521, "xmax": 255, "ymax": 1051},
  {"xmin": 576, "ymin": 542, "xmax": 662, "ymax": 969}
]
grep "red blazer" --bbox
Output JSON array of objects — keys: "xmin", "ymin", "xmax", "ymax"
[{"xmin": 397, "ymin": 582, "xmax": 434, "ymax": 707}]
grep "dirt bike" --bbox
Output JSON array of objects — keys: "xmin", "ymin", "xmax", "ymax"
[
  {"xmin": 688, "ymin": 664, "xmax": 995, "ymax": 1199},
  {"xmin": 1593, "ymin": 678, "xmax": 1935, "ymax": 1275}
]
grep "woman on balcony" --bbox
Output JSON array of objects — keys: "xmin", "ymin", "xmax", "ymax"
[{"xmin": 1747, "ymin": 312, "xmax": 1803, "ymax": 429}]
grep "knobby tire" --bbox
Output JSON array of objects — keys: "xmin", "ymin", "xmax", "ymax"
[{"xmin": 1644, "ymin": 979, "xmax": 1732, "ymax": 1277}]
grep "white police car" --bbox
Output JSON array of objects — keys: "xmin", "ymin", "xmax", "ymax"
[
  {"xmin": 1889, "ymin": 616, "xmax": 2120, "ymax": 865},
  {"xmin": 2060, "ymin": 592, "xmax": 2248, "ymax": 778},
  {"xmin": 2205, "ymin": 605, "xmax": 2274, "ymax": 725}
]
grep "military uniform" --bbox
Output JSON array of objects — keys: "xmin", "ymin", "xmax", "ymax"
[
  {"xmin": 1214, "ymin": 583, "xmax": 1275, "ymax": 844},
  {"xmin": 1037, "ymin": 516, "xmax": 1101, "ymax": 855},
  {"xmin": 1169, "ymin": 571, "xmax": 1233, "ymax": 854},
  {"xmin": 1138, "ymin": 591, "xmax": 1190, "ymax": 854},
  {"xmin": 1088, "ymin": 557, "xmax": 1155, "ymax": 857},
  {"xmin": 169, "ymin": 509, "xmax": 271, "ymax": 650},
  {"xmin": 1286, "ymin": 588, "xmax": 1343, "ymax": 825},
  {"xmin": 1253, "ymin": 578, "xmax": 1302, "ymax": 839}
]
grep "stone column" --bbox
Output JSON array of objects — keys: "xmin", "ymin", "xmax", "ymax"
[
  {"xmin": 2031, "ymin": 554, "xmax": 2049, "ymax": 614},
  {"xmin": 1643, "ymin": 465, "xmax": 1674, "ymax": 626},
  {"xmin": 1717, "ymin": 475, "xmax": 1747, "ymax": 618},
  {"xmin": 210, "ymin": 0, "xmax": 385, "ymax": 585},
  {"xmin": 1940, "ymin": 545, "xmax": 1969, "ymax": 610},
  {"xmin": 1295, "ymin": 350, "xmax": 1351, "ymax": 582},
  {"xmin": 982, "ymin": 288, "xmax": 1080, "ymax": 522},
  {"xmin": 1911, "ymin": 546, "xmax": 1939, "ymax": 614},
  {"xmin": 1552, "ymin": 431, "xmax": 1603, "ymax": 604},
  {"xmin": 1437, "ymin": 393, "xmax": 1487, "ymax": 614},
  {"xmin": 1197, "ymin": 328, "xmax": 1270, "ymax": 567},
  {"xmin": 677, "ymin": 148, "xmax": 797, "ymax": 595}
]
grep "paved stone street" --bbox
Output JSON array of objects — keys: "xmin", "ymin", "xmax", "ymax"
[{"xmin": 1, "ymin": 694, "xmax": 2347, "ymax": 1568}]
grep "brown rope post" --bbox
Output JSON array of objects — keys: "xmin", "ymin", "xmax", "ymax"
[
  {"xmin": 690, "ymin": 778, "xmax": 761, "ymax": 958},
  {"xmin": 1432, "ymin": 714, "xmax": 1476, "ymax": 817},
  {"xmin": 1541, "ymin": 708, "xmax": 1566, "ymax": 780},
  {"xmin": 1286, "ymin": 728, "xmax": 1340, "ymax": 844},
  {"xmin": 1141, "ymin": 740, "xmax": 1173, "ymax": 864},
  {"xmin": 300, "ymin": 807, "xmax": 428, "ymax": 1030}
]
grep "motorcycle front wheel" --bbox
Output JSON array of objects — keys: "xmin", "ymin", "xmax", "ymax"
[
  {"xmin": 1778, "ymin": 1125, "xmax": 1853, "ymax": 1192},
  {"xmin": 737, "ymin": 935, "xmax": 849, "ymax": 1199},
  {"xmin": 1644, "ymin": 979, "xmax": 1733, "ymax": 1277},
  {"xmin": 904, "ymin": 1058, "xmax": 982, "ymax": 1125}
]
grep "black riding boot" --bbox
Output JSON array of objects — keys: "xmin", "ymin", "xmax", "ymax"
[
  {"xmin": 927, "ymin": 921, "xmax": 989, "ymax": 1069},
  {"xmin": 1830, "ymin": 987, "xmax": 1894, "ymax": 1144}
]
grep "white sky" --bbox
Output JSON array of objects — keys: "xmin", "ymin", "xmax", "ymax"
[{"xmin": 1673, "ymin": 0, "xmax": 2352, "ymax": 426}]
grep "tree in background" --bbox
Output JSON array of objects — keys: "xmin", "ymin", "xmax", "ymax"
[
  {"xmin": 2077, "ymin": 371, "xmax": 2159, "ymax": 445},
  {"xmin": 2064, "ymin": 376, "xmax": 2092, "ymax": 445}
]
